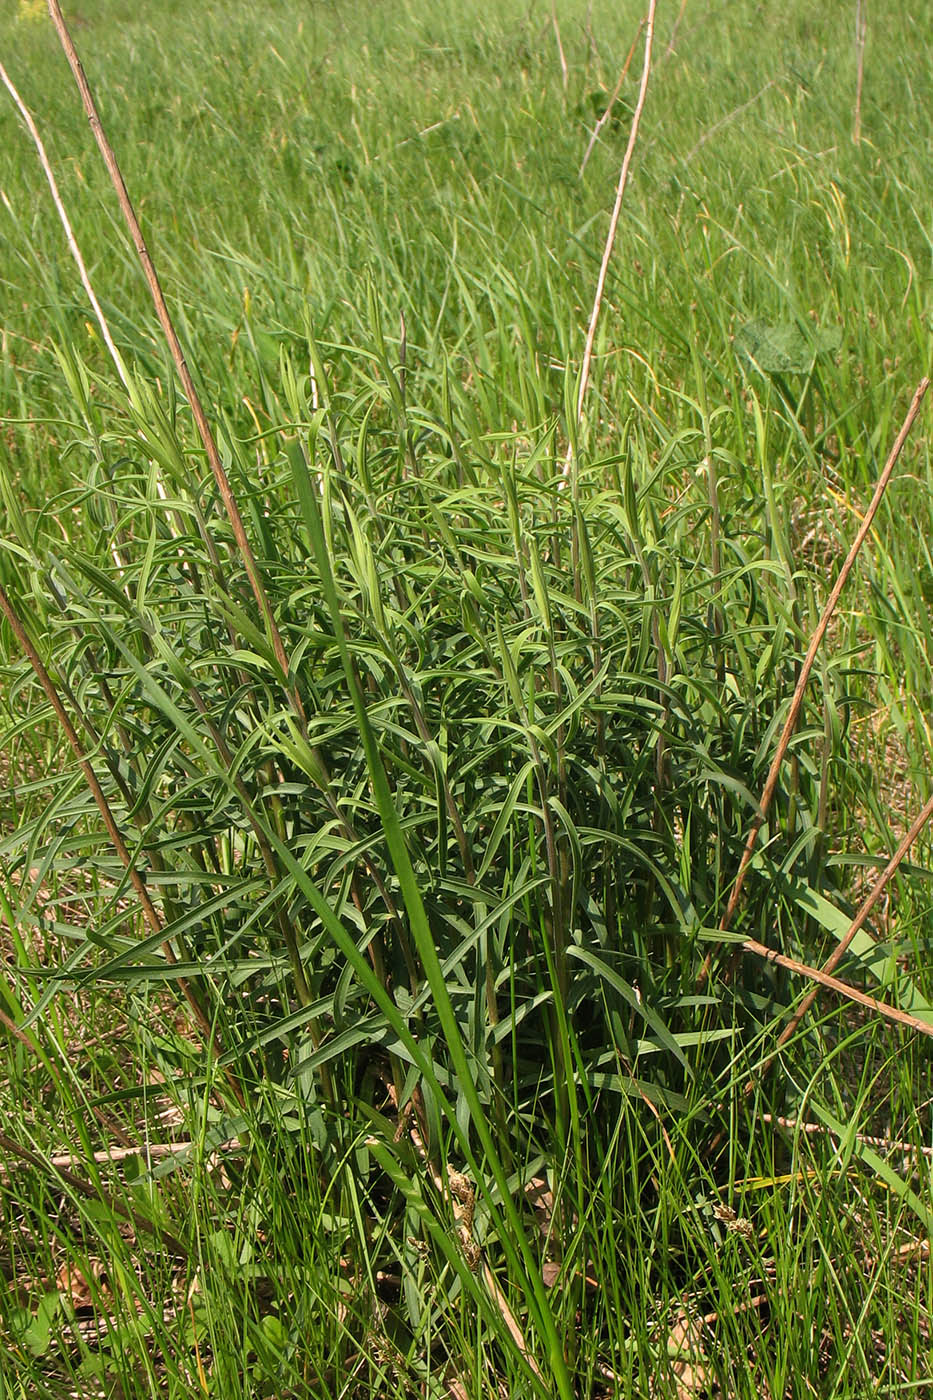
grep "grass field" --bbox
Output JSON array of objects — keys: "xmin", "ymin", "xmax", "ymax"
[{"xmin": 1, "ymin": 1, "xmax": 933, "ymax": 1395}]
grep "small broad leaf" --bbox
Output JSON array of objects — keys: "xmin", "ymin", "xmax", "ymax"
[{"xmin": 737, "ymin": 318, "xmax": 841, "ymax": 374}]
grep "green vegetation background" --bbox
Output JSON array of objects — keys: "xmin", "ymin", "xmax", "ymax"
[{"xmin": 1, "ymin": 2, "xmax": 932, "ymax": 1397}]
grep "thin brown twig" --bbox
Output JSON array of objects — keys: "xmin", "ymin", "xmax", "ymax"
[
  {"xmin": 45, "ymin": 0, "xmax": 302, "ymax": 716},
  {"xmin": 0, "ymin": 588, "xmax": 173, "ymax": 953},
  {"xmin": 664, "ymin": 0, "xmax": 688, "ymax": 58},
  {"xmin": 0, "ymin": 1004, "xmax": 41, "ymax": 1054},
  {"xmin": 740, "ymin": 936, "xmax": 933, "ymax": 1039},
  {"xmin": 566, "ymin": 0, "xmax": 658, "ymax": 479},
  {"xmin": 40, "ymin": 3, "xmax": 411, "ymax": 1008},
  {"xmin": 768, "ymin": 789, "xmax": 933, "ymax": 1059},
  {"xmin": 709, "ymin": 788, "xmax": 933, "ymax": 1150},
  {"xmin": 761, "ymin": 1114, "xmax": 933, "ymax": 1159},
  {"xmin": 700, "ymin": 376, "xmax": 929, "ymax": 984},
  {"xmin": 0, "ymin": 584, "xmax": 243, "ymax": 1106},
  {"xmin": 2, "ymin": 48, "xmax": 377, "ymax": 1019}
]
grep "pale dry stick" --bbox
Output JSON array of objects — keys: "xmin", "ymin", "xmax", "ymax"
[
  {"xmin": 45, "ymin": 0, "xmax": 300, "ymax": 711},
  {"xmin": 481, "ymin": 1261, "xmax": 545, "ymax": 1382},
  {"xmin": 739, "ymin": 936, "xmax": 933, "ymax": 1040},
  {"xmin": 0, "ymin": 1004, "xmax": 41, "ymax": 1053},
  {"xmin": 0, "ymin": 1138, "xmax": 237, "ymax": 1175},
  {"xmin": 392, "ymin": 111, "xmax": 460, "ymax": 151},
  {"xmin": 0, "ymin": 583, "xmax": 243, "ymax": 1106},
  {"xmin": 0, "ymin": 62, "xmax": 129, "ymax": 390},
  {"xmin": 853, "ymin": 0, "xmax": 867, "ymax": 145},
  {"xmin": 565, "ymin": 0, "xmax": 658, "ymax": 481},
  {"xmin": 578, "ymin": 21, "xmax": 644, "ymax": 178},
  {"xmin": 761, "ymin": 1114, "xmax": 933, "ymax": 1159},
  {"xmin": 49, "ymin": 1138, "xmax": 234, "ymax": 1168},
  {"xmin": 0, "ymin": 1130, "xmax": 187, "ymax": 1256},
  {"xmin": 699, "ymin": 376, "xmax": 930, "ymax": 983}
]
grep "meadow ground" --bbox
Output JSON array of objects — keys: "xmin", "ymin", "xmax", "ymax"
[{"xmin": 1, "ymin": 1, "xmax": 932, "ymax": 1395}]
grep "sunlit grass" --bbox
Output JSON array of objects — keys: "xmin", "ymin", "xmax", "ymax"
[{"xmin": 1, "ymin": 1, "xmax": 932, "ymax": 1395}]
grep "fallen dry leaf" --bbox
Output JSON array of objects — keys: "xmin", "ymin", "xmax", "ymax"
[
  {"xmin": 667, "ymin": 1306, "xmax": 713, "ymax": 1399},
  {"xmin": 57, "ymin": 1259, "xmax": 109, "ymax": 1310}
]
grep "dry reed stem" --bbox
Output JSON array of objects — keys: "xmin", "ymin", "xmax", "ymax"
[
  {"xmin": 0, "ymin": 1129, "xmax": 187, "ymax": 1256},
  {"xmin": 0, "ymin": 61, "xmax": 129, "ymax": 389},
  {"xmin": 664, "ymin": 0, "xmax": 688, "ymax": 58},
  {"xmin": 769, "ymin": 788, "xmax": 933, "ymax": 1056},
  {"xmin": 5, "ymin": 21, "xmax": 411, "ymax": 1011},
  {"xmin": 481, "ymin": 1262, "xmax": 545, "ymax": 1381},
  {"xmin": 566, "ymin": 0, "xmax": 658, "ymax": 478},
  {"xmin": 42, "ymin": 9, "xmax": 403, "ymax": 969},
  {"xmin": 0, "ymin": 589, "xmax": 176, "ymax": 953},
  {"xmin": 0, "ymin": 1003, "xmax": 41, "ymax": 1054},
  {"xmin": 2, "ymin": 43, "xmax": 318, "ymax": 1033},
  {"xmin": 702, "ymin": 376, "xmax": 930, "ymax": 983},
  {"xmin": 45, "ymin": 0, "xmax": 301, "ymax": 715},
  {"xmin": 761, "ymin": 1114, "xmax": 933, "ymax": 1159},
  {"xmin": 740, "ymin": 936, "xmax": 933, "ymax": 1039},
  {"xmin": 0, "ymin": 1138, "xmax": 238, "ymax": 1176},
  {"xmin": 0, "ymin": 584, "xmax": 242, "ymax": 1103}
]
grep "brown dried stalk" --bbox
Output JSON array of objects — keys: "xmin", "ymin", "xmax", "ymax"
[
  {"xmin": 0, "ymin": 1138, "xmax": 238, "ymax": 1175},
  {"xmin": 710, "ymin": 788, "xmax": 933, "ymax": 1144},
  {"xmin": 703, "ymin": 375, "xmax": 929, "ymax": 980},
  {"xmin": 567, "ymin": 0, "xmax": 658, "ymax": 478},
  {"xmin": 740, "ymin": 936, "xmax": 933, "ymax": 1040},
  {"xmin": 768, "ymin": 789, "xmax": 933, "ymax": 1057},
  {"xmin": 0, "ymin": 1130, "xmax": 187, "ymax": 1256},
  {"xmin": 39, "ymin": 4, "xmax": 420, "ymax": 1004},
  {"xmin": 0, "ymin": 1004, "xmax": 41, "ymax": 1054},
  {"xmin": 664, "ymin": 0, "xmax": 689, "ymax": 58},
  {"xmin": 0, "ymin": 1125, "xmax": 187, "ymax": 1260},
  {"xmin": 0, "ymin": 584, "xmax": 242, "ymax": 1104},
  {"xmin": 761, "ymin": 1113, "xmax": 933, "ymax": 1159},
  {"xmin": 45, "ymin": 0, "xmax": 300, "ymax": 712}
]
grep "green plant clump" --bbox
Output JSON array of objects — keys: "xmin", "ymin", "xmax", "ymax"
[{"xmin": 1, "ymin": 1, "xmax": 932, "ymax": 1396}]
